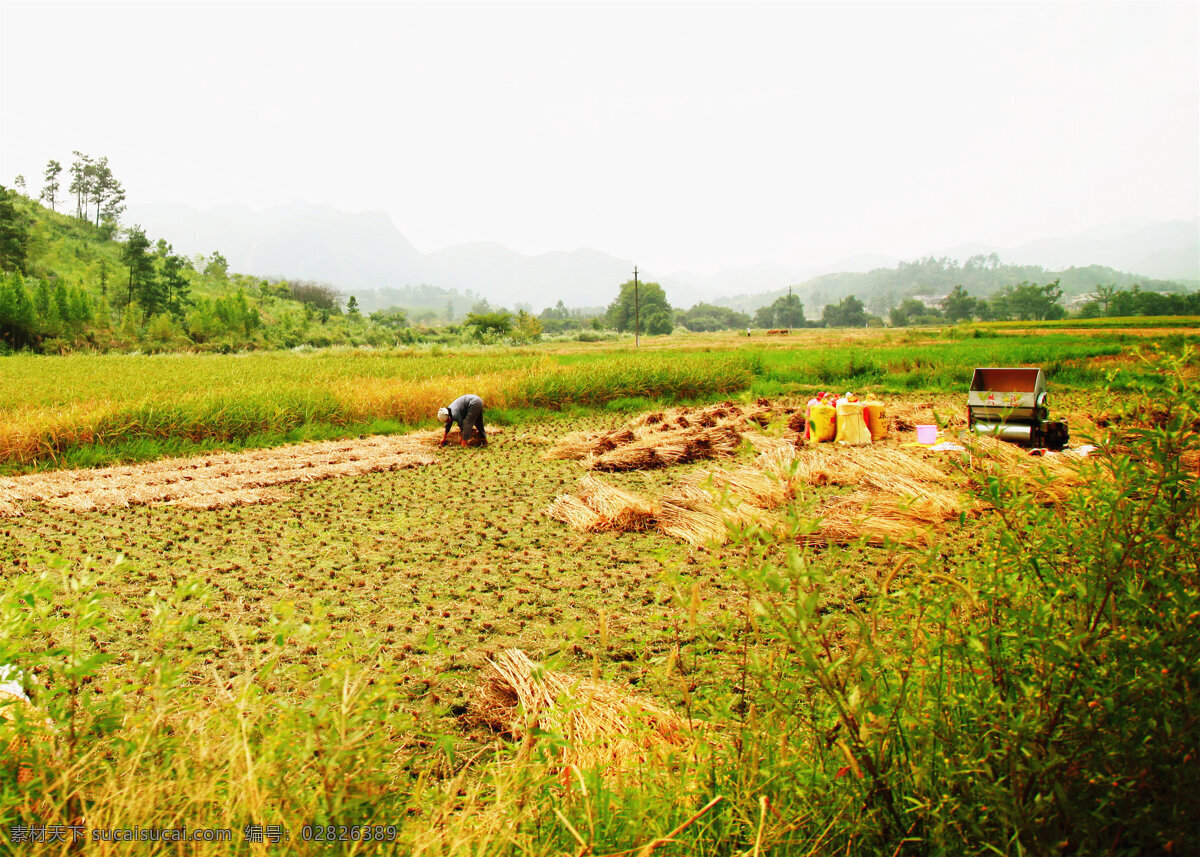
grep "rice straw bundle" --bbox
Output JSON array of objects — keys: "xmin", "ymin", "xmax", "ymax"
[
  {"xmin": 166, "ymin": 488, "xmax": 289, "ymax": 510},
  {"xmin": 0, "ymin": 670, "xmax": 54, "ymax": 789},
  {"xmin": 678, "ymin": 462, "xmax": 793, "ymax": 511},
  {"xmin": 590, "ymin": 425, "xmax": 747, "ymax": 472},
  {"xmin": 656, "ymin": 497, "xmax": 733, "ymax": 545},
  {"xmin": 1, "ymin": 689, "xmax": 38, "ymax": 786},
  {"xmin": 546, "ymin": 494, "xmax": 604, "ymax": 531},
  {"xmin": 588, "ymin": 445, "xmax": 670, "ymax": 472},
  {"xmin": 575, "ymin": 475, "xmax": 658, "ymax": 532},
  {"xmin": 471, "ymin": 649, "xmax": 687, "ymax": 772},
  {"xmin": 789, "ymin": 446, "xmax": 950, "ymax": 489},
  {"xmin": 0, "ymin": 433, "xmax": 441, "ymax": 515},
  {"xmin": 887, "ymin": 400, "xmax": 964, "ymax": 434},
  {"xmin": 0, "ymin": 487, "xmax": 22, "ymax": 517},
  {"xmin": 544, "ymin": 432, "xmax": 608, "ymax": 460},
  {"xmin": 743, "ymin": 433, "xmax": 798, "ymax": 456},
  {"xmin": 547, "ymin": 475, "xmax": 659, "ymax": 533},
  {"xmin": 838, "ymin": 487, "xmax": 964, "ymax": 525},
  {"xmin": 800, "ymin": 496, "xmax": 934, "ymax": 548},
  {"xmin": 964, "ymin": 434, "xmax": 1093, "ymax": 503},
  {"xmin": 547, "ymin": 402, "xmax": 769, "ymax": 466}
]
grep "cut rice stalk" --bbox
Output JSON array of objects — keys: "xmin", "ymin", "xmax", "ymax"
[
  {"xmin": 166, "ymin": 488, "xmax": 290, "ymax": 510},
  {"xmin": 575, "ymin": 475, "xmax": 658, "ymax": 532},
  {"xmin": 546, "ymin": 494, "xmax": 604, "ymax": 532},
  {"xmin": 657, "ymin": 498, "xmax": 731, "ymax": 546},
  {"xmin": 470, "ymin": 649, "xmax": 687, "ymax": 772}
]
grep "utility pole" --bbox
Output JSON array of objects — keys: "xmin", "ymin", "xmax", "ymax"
[{"xmin": 633, "ymin": 265, "xmax": 640, "ymax": 347}]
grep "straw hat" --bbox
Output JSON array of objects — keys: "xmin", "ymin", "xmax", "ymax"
[{"xmin": 437, "ymin": 407, "xmax": 451, "ymax": 425}]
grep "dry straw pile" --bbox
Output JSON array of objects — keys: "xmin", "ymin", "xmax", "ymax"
[
  {"xmin": 547, "ymin": 401, "xmax": 795, "ymax": 472},
  {"xmin": 546, "ymin": 474, "xmax": 658, "ymax": 533},
  {"xmin": 963, "ymin": 433, "xmax": 1096, "ymax": 503},
  {"xmin": 546, "ymin": 404, "xmax": 980, "ymax": 548},
  {"xmin": 470, "ymin": 649, "xmax": 687, "ymax": 772},
  {"xmin": 566, "ymin": 399, "xmax": 1095, "ymax": 548},
  {"xmin": 0, "ymin": 432, "xmax": 452, "ymax": 516}
]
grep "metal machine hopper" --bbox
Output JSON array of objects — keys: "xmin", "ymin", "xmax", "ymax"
[{"xmin": 968, "ymin": 367, "xmax": 1069, "ymax": 449}]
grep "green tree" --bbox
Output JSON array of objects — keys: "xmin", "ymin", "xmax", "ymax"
[
  {"xmin": 942, "ymin": 284, "xmax": 978, "ymax": 322},
  {"xmin": 605, "ymin": 279, "xmax": 671, "ymax": 334},
  {"xmin": 753, "ymin": 291, "xmax": 805, "ymax": 329},
  {"xmin": 644, "ymin": 310, "xmax": 673, "ymax": 335},
  {"xmin": 0, "ymin": 271, "xmax": 36, "ymax": 348},
  {"xmin": 40, "ymin": 160, "xmax": 62, "ymax": 211},
  {"xmin": 53, "ymin": 281, "xmax": 71, "ymax": 326},
  {"xmin": 214, "ymin": 289, "xmax": 259, "ymax": 336},
  {"xmin": 287, "ymin": 280, "xmax": 341, "ymax": 311},
  {"xmin": 513, "ymin": 309, "xmax": 543, "ymax": 341},
  {"xmin": 1089, "ymin": 283, "xmax": 1119, "ymax": 315},
  {"xmin": 0, "ymin": 185, "xmax": 30, "ymax": 274},
  {"xmin": 465, "ymin": 310, "xmax": 513, "ymax": 340},
  {"xmin": 159, "ymin": 252, "xmax": 191, "ymax": 317},
  {"xmin": 69, "ymin": 151, "xmax": 93, "ymax": 220},
  {"xmin": 121, "ymin": 225, "xmax": 155, "ymax": 312},
  {"xmin": 369, "ymin": 308, "xmax": 409, "ymax": 330},
  {"xmin": 822, "ymin": 294, "xmax": 866, "ymax": 327},
  {"xmin": 677, "ymin": 302, "xmax": 752, "ymax": 332},
  {"xmin": 346, "ymin": 295, "xmax": 361, "ymax": 317},
  {"xmin": 889, "ymin": 298, "xmax": 943, "ymax": 327},
  {"xmin": 540, "ymin": 300, "xmax": 569, "ymax": 321},
  {"xmin": 1006, "ymin": 280, "xmax": 1065, "ymax": 321},
  {"xmin": 67, "ymin": 285, "xmax": 94, "ymax": 328},
  {"xmin": 204, "ymin": 251, "xmax": 229, "ymax": 281},
  {"xmin": 89, "ymin": 156, "xmax": 125, "ymax": 227}
]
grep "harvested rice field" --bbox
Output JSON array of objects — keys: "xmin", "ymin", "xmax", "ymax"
[
  {"xmin": 0, "ymin": 328, "xmax": 1196, "ymax": 854},
  {"xmin": 0, "ymin": 393, "xmax": 1111, "ymax": 724}
]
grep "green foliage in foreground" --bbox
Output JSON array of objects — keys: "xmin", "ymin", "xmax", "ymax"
[
  {"xmin": 0, "ymin": 354, "xmax": 1195, "ymax": 854},
  {"xmin": 703, "ymin": 359, "xmax": 1198, "ymax": 854}
]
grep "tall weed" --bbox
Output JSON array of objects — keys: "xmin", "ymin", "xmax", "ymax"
[{"xmin": 700, "ymin": 349, "xmax": 1200, "ymax": 854}]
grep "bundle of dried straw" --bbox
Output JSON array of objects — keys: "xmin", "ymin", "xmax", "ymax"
[
  {"xmin": 547, "ymin": 402, "xmax": 797, "ymax": 472},
  {"xmin": 470, "ymin": 649, "xmax": 687, "ymax": 771},
  {"xmin": 547, "ymin": 475, "xmax": 658, "ymax": 532},
  {"xmin": 0, "ymin": 434, "xmax": 441, "ymax": 515}
]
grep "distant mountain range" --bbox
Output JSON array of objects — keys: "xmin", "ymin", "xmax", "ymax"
[
  {"xmin": 125, "ymin": 201, "xmax": 632, "ymax": 311},
  {"xmin": 126, "ymin": 201, "xmax": 1198, "ymax": 313}
]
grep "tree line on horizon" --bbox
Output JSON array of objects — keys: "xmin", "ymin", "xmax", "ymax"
[{"xmin": 2, "ymin": 167, "xmax": 1198, "ymax": 355}]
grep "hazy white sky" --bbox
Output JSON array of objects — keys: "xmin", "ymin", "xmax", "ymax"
[{"xmin": 2, "ymin": 1, "xmax": 1197, "ymax": 275}]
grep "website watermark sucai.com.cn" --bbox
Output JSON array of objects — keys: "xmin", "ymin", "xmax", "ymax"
[{"xmin": 7, "ymin": 824, "xmax": 251, "ymax": 844}]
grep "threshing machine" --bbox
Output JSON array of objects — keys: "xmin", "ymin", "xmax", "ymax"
[{"xmin": 967, "ymin": 367, "xmax": 1069, "ymax": 449}]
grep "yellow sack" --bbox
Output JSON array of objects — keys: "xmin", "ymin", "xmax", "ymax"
[
  {"xmin": 807, "ymin": 404, "xmax": 837, "ymax": 444},
  {"xmin": 835, "ymin": 402, "xmax": 872, "ymax": 446},
  {"xmin": 862, "ymin": 401, "xmax": 888, "ymax": 441}
]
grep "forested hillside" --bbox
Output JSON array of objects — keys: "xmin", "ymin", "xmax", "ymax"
[
  {"xmin": 1, "ymin": 181, "xmax": 559, "ymax": 353},
  {"xmin": 719, "ymin": 255, "xmax": 1197, "ymax": 319}
]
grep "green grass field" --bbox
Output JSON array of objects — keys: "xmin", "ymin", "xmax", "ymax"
[{"xmin": 0, "ymin": 325, "xmax": 1196, "ymax": 855}]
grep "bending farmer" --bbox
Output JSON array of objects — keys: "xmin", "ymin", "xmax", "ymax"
[{"xmin": 438, "ymin": 394, "xmax": 488, "ymax": 447}]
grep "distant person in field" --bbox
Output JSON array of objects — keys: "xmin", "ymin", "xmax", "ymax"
[{"xmin": 438, "ymin": 394, "xmax": 488, "ymax": 447}]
